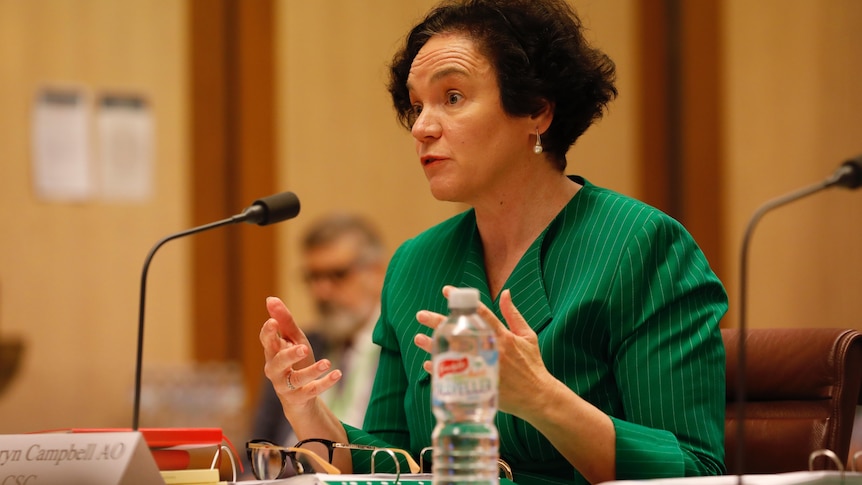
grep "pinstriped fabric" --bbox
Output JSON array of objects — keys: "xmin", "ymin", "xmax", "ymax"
[{"xmin": 344, "ymin": 177, "xmax": 728, "ymax": 485}]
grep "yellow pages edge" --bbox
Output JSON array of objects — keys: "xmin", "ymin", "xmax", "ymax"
[{"xmin": 160, "ymin": 467, "xmax": 220, "ymax": 484}]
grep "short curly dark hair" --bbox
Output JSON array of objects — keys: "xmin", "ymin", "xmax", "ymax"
[{"xmin": 388, "ymin": 0, "xmax": 617, "ymax": 171}]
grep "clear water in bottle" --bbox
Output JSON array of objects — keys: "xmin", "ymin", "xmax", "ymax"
[{"xmin": 431, "ymin": 288, "xmax": 499, "ymax": 485}]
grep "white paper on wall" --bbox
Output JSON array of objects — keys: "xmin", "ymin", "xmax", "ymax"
[
  {"xmin": 96, "ymin": 94, "xmax": 154, "ymax": 202},
  {"xmin": 31, "ymin": 87, "xmax": 94, "ymax": 201}
]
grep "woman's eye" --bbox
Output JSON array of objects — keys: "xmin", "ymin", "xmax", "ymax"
[
  {"xmin": 447, "ymin": 92, "xmax": 462, "ymax": 105},
  {"xmin": 407, "ymin": 104, "xmax": 422, "ymax": 126}
]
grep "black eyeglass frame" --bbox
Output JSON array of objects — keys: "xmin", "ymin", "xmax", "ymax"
[
  {"xmin": 294, "ymin": 438, "xmax": 421, "ymax": 474},
  {"xmin": 246, "ymin": 439, "xmax": 341, "ymax": 479},
  {"xmin": 301, "ymin": 259, "xmax": 374, "ymax": 286}
]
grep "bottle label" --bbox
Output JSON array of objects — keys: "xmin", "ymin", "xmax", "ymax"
[{"xmin": 433, "ymin": 351, "xmax": 498, "ymax": 403}]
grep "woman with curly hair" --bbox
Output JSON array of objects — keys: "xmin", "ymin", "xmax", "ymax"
[{"xmin": 260, "ymin": 1, "xmax": 727, "ymax": 483}]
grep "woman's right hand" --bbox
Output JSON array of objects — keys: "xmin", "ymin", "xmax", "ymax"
[{"xmin": 260, "ymin": 296, "xmax": 343, "ymax": 411}]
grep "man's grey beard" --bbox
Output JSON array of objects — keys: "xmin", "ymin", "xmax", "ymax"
[{"xmin": 316, "ymin": 302, "xmax": 368, "ymax": 344}]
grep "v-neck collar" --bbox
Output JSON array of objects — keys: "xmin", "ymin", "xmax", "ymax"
[{"xmin": 454, "ymin": 203, "xmax": 579, "ymax": 334}]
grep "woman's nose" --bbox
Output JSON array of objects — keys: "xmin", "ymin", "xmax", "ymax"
[{"xmin": 411, "ymin": 108, "xmax": 442, "ymax": 141}]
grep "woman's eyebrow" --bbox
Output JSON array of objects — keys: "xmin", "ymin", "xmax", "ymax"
[
  {"xmin": 429, "ymin": 66, "xmax": 470, "ymax": 83},
  {"xmin": 407, "ymin": 65, "xmax": 470, "ymax": 92}
]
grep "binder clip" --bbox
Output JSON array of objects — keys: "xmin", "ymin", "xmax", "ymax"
[
  {"xmin": 809, "ymin": 449, "xmax": 844, "ymax": 473},
  {"xmin": 809, "ymin": 449, "xmax": 862, "ymax": 484},
  {"xmin": 371, "ymin": 448, "xmax": 401, "ymax": 483},
  {"xmin": 418, "ymin": 447, "xmax": 513, "ymax": 481}
]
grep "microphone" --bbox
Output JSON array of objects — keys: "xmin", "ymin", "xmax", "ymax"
[
  {"xmin": 132, "ymin": 191, "xmax": 300, "ymax": 430},
  {"xmin": 234, "ymin": 191, "xmax": 302, "ymax": 226},
  {"xmin": 734, "ymin": 156, "xmax": 861, "ymax": 476}
]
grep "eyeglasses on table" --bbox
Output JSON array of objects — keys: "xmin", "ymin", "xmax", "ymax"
[
  {"xmin": 246, "ymin": 438, "xmax": 420, "ymax": 480},
  {"xmin": 294, "ymin": 438, "xmax": 420, "ymax": 475},
  {"xmin": 246, "ymin": 440, "xmax": 340, "ymax": 479}
]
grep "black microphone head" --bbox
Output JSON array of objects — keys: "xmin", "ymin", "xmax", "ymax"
[
  {"xmin": 243, "ymin": 191, "xmax": 301, "ymax": 226},
  {"xmin": 828, "ymin": 155, "xmax": 862, "ymax": 189}
]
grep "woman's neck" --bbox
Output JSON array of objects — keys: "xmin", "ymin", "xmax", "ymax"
[{"xmin": 474, "ymin": 171, "xmax": 580, "ymax": 296}]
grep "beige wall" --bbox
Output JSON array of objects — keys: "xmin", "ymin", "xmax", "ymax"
[
  {"xmin": 723, "ymin": 0, "xmax": 862, "ymax": 330},
  {"xmin": 0, "ymin": 0, "xmax": 188, "ymax": 432},
  {"xmin": 0, "ymin": 0, "xmax": 859, "ymax": 440}
]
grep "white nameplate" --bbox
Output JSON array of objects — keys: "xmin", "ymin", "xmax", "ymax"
[{"xmin": 0, "ymin": 431, "xmax": 164, "ymax": 485}]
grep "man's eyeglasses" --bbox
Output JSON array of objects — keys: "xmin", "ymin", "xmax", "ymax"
[
  {"xmin": 246, "ymin": 440, "xmax": 340, "ymax": 479},
  {"xmin": 302, "ymin": 262, "xmax": 363, "ymax": 285},
  {"xmin": 246, "ymin": 438, "xmax": 420, "ymax": 480}
]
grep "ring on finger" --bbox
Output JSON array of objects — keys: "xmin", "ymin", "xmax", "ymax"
[{"xmin": 286, "ymin": 369, "xmax": 296, "ymax": 391}]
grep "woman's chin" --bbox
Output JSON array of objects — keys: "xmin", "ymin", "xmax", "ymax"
[{"xmin": 427, "ymin": 184, "xmax": 460, "ymax": 203}]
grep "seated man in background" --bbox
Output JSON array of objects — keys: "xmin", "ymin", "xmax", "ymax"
[{"xmin": 249, "ymin": 212, "xmax": 387, "ymax": 453}]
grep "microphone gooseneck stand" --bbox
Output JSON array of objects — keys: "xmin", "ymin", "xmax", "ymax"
[
  {"xmin": 735, "ymin": 157, "xmax": 861, "ymax": 480},
  {"xmin": 132, "ymin": 192, "xmax": 300, "ymax": 430}
]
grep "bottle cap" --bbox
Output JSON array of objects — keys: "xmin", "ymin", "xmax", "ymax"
[{"xmin": 448, "ymin": 287, "xmax": 480, "ymax": 309}]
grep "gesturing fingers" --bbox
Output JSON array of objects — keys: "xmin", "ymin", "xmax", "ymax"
[
  {"xmin": 266, "ymin": 343, "xmax": 343, "ymax": 405},
  {"xmin": 499, "ymin": 289, "xmax": 534, "ymax": 337},
  {"xmin": 280, "ymin": 358, "xmax": 341, "ymax": 394},
  {"xmin": 413, "ymin": 333, "xmax": 434, "ymax": 374},
  {"xmin": 266, "ymin": 296, "xmax": 305, "ymax": 344},
  {"xmin": 416, "ymin": 309, "xmax": 447, "ymax": 331},
  {"xmin": 473, "ymin": 288, "xmax": 536, "ymax": 340},
  {"xmin": 260, "ymin": 318, "xmax": 288, "ymax": 362},
  {"xmin": 263, "ymin": 338, "xmax": 306, "ymax": 381}
]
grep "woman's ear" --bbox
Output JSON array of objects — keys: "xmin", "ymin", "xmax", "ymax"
[{"xmin": 531, "ymin": 100, "xmax": 554, "ymax": 134}]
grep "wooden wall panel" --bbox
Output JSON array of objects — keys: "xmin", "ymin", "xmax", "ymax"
[
  {"xmin": 189, "ymin": 0, "xmax": 232, "ymax": 362},
  {"xmin": 635, "ymin": 0, "xmax": 673, "ymax": 214},
  {"xmin": 635, "ymin": 0, "xmax": 726, "ymax": 293},
  {"xmin": 677, "ymin": 0, "xmax": 726, "ymax": 286},
  {"xmin": 230, "ymin": 0, "xmax": 278, "ymax": 404},
  {"xmin": 188, "ymin": 0, "xmax": 278, "ymax": 414}
]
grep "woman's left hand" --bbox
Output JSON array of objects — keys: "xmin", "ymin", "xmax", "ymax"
[{"xmin": 414, "ymin": 286, "xmax": 556, "ymax": 419}]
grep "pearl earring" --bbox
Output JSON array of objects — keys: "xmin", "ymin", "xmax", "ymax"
[{"xmin": 533, "ymin": 129, "xmax": 543, "ymax": 154}]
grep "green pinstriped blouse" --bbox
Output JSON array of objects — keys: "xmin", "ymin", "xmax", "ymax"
[{"xmin": 344, "ymin": 177, "xmax": 728, "ymax": 485}]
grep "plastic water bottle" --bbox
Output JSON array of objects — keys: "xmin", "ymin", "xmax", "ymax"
[{"xmin": 431, "ymin": 287, "xmax": 499, "ymax": 485}]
